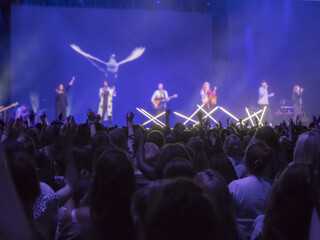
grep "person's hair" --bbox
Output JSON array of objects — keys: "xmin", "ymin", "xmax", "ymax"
[
  {"xmin": 163, "ymin": 157, "xmax": 195, "ymax": 179},
  {"xmin": 154, "ymin": 143, "xmax": 191, "ymax": 179},
  {"xmin": 255, "ymin": 126, "xmax": 279, "ymax": 151},
  {"xmin": 194, "ymin": 169, "xmax": 238, "ymax": 240},
  {"xmin": 143, "ymin": 178, "xmax": 219, "ymax": 240},
  {"xmin": 293, "ymin": 85, "xmax": 300, "ymax": 93},
  {"xmin": 20, "ymin": 135, "xmax": 37, "ymax": 160},
  {"xmin": 173, "ymin": 122, "xmax": 186, "ymax": 134},
  {"xmin": 144, "ymin": 142, "xmax": 159, "ymax": 166},
  {"xmin": 209, "ymin": 154, "xmax": 238, "ymax": 184},
  {"xmin": 7, "ymin": 152, "xmax": 40, "ymax": 219},
  {"xmin": 73, "ymin": 123, "xmax": 91, "ymax": 146},
  {"xmin": 25, "ymin": 127, "xmax": 41, "ymax": 149},
  {"xmin": 180, "ymin": 130, "xmax": 194, "ymax": 144},
  {"xmin": 223, "ymin": 134, "xmax": 241, "ymax": 157},
  {"xmin": 90, "ymin": 131, "xmax": 112, "ymax": 161},
  {"xmin": 131, "ymin": 180, "xmax": 169, "ymax": 237},
  {"xmin": 293, "ymin": 129, "xmax": 320, "ymax": 165},
  {"xmin": 147, "ymin": 130, "xmax": 165, "ymax": 150},
  {"xmin": 89, "ymin": 148, "xmax": 136, "ymax": 240},
  {"xmin": 262, "ymin": 163, "xmax": 313, "ymax": 240},
  {"xmin": 109, "ymin": 128, "xmax": 127, "ymax": 151},
  {"xmin": 245, "ymin": 139, "xmax": 274, "ymax": 177},
  {"xmin": 187, "ymin": 137, "xmax": 210, "ymax": 172},
  {"xmin": 219, "ymin": 128, "xmax": 232, "ymax": 146},
  {"xmin": 72, "ymin": 145, "xmax": 93, "ymax": 173}
]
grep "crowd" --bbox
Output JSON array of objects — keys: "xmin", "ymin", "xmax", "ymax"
[{"xmin": 0, "ymin": 109, "xmax": 320, "ymax": 240}]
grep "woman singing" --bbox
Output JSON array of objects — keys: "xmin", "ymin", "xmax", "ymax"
[
  {"xmin": 55, "ymin": 76, "xmax": 75, "ymax": 119},
  {"xmin": 292, "ymin": 85, "xmax": 303, "ymax": 119}
]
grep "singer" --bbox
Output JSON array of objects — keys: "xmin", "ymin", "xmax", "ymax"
[{"xmin": 292, "ymin": 85, "xmax": 303, "ymax": 119}]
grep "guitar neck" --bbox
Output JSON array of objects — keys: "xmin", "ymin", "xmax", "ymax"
[{"xmin": 0, "ymin": 102, "xmax": 19, "ymax": 113}]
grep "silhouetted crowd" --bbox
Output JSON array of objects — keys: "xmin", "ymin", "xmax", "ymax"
[{"xmin": 1, "ymin": 110, "xmax": 320, "ymax": 240}]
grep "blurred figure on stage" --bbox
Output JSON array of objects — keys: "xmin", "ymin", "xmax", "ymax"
[
  {"xmin": 15, "ymin": 104, "xmax": 28, "ymax": 120},
  {"xmin": 55, "ymin": 76, "xmax": 75, "ymax": 119},
  {"xmin": 151, "ymin": 83, "xmax": 169, "ymax": 117},
  {"xmin": 258, "ymin": 81, "xmax": 274, "ymax": 125},
  {"xmin": 292, "ymin": 85, "xmax": 303, "ymax": 119},
  {"xmin": 200, "ymin": 82, "xmax": 217, "ymax": 111},
  {"xmin": 98, "ymin": 81, "xmax": 116, "ymax": 127}
]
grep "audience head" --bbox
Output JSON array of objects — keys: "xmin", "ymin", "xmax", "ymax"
[
  {"xmin": 144, "ymin": 142, "xmax": 159, "ymax": 166},
  {"xmin": 194, "ymin": 169, "xmax": 237, "ymax": 240},
  {"xmin": 143, "ymin": 178, "xmax": 219, "ymax": 240},
  {"xmin": 255, "ymin": 126, "xmax": 279, "ymax": 151},
  {"xmin": 293, "ymin": 129, "xmax": 320, "ymax": 165},
  {"xmin": 7, "ymin": 152, "xmax": 40, "ymax": 219},
  {"xmin": 263, "ymin": 163, "xmax": 313, "ymax": 240},
  {"xmin": 223, "ymin": 134, "xmax": 241, "ymax": 157},
  {"xmin": 163, "ymin": 157, "xmax": 195, "ymax": 179},
  {"xmin": 131, "ymin": 180, "xmax": 169, "ymax": 235},
  {"xmin": 110, "ymin": 128, "xmax": 127, "ymax": 150},
  {"xmin": 209, "ymin": 154, "xmax": 238, "ymax": 184},
  {"xmin": 187, "ymin": 137, "xmax": 210, "ymax": 172},
  {"xmin": 89, "ymin": 148, "xmax": 136, "ymax": 240},
  {"xmin": 154, "ymin": 143, "xmax": 191, "ymax": 179},
  {"xmin": 245, "ymin": 139, "xmax": 274, "ymax": 177},
  {"xmin": 147, "ymin": 130, "xmax": 165, "ymax": 150}
]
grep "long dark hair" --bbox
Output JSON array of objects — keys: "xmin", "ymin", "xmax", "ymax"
[
  {"xmin": 194, "ymin": 169, "xmax": 238, "ymax": 240},
  {"xmin": 262, "ymin": 163, "xmax": 313, "ymax": 240},
  {"xmin": 89, "ymin": 148, "xmax": 136, "ymax": 240}
]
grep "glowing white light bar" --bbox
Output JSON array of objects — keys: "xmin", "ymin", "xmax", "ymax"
[
  {"xmin": 141, "ymin": 110, "xmax": 166, "ymax": 126},
  {"xmin": 236, "ymin": 109, "xmax": 263, "ymax": 125},
  {"xmin": 173, "ymin": 112, "xmax": 198, "ymax": 124},
  {"xmin": 183, "ymin": 104, "xmax": 204, "ymax": 125},
  {"xmin": 140, "ymin": 109, "xmax": 165, "ymax": 127},
  {"xmin": 246, "ymin": 107, "xmax": 255, "ymax": 126},
  {"xmin": 202, "ymin": 106, "xmax": 219, "ymax": 120},
  {"xmin": 195, "ymin": 105, "xmax": 219, "ymax": 125},
  {"xmin": 136, "ymin": 108, "xmax": 165, "ymax": 127},
  {"xmin": 259, "ymin": 106, "xmax": 267, "ymax": 125},
  {"xmin": 219, "ymin": 106, "xmax": 239, "ymax": 122}
]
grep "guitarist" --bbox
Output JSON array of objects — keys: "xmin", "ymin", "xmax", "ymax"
[
  {"xmin": 200, "ymin": 82, "xmax": 217, "ymax": 110},
  {"xmin": 151, "ymin": 83, "xmax": 169, "ymax": 118}
]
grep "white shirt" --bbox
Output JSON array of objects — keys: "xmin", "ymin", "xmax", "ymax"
[
  {"xmin": 229, "ymin": 176, "xmax": 271, "ymax": 238},
  {"xmin": 258, "ymin": 87, "xmax": 270, "ymax": 105},
  {"xmin": 151, "ymin": 90, "xmax": 168, "ymax": 108}
]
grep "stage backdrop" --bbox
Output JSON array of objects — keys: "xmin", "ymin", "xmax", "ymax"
[{"xmin": 11, "ymin": 6, "xmax": 213, "ymax": 125}]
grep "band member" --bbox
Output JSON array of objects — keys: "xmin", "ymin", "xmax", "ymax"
[
  {"xmin": 55, "ymin": 76, "xmax": 75, "ymax": 119},
  {"xmin": 151, "ymin": 83, "xmax": 169, "ymax": 117},
  {"xmin": 15, "ymin": 104, "xmax": 28, "ymax": 120},
  {"xmin": 258, "ymin": 81, "xmax": 274, "ymax": 124},
  {"xmin": 200, "ymin": 82, "xmax": 217, "ymax": 110},
  {"xmin": 292, "ymin": 85, "xmax": 303, "ymax": 119},
  {"xmin": 98, "ymin": 81, "xmax": 116, "ymax": 127}
]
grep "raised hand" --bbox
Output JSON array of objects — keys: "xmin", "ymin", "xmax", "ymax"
[
  {"xmin": 69, "ymin": 76, "xmax": 76, "ymax": 86},
  {"xmin": 86, "ymin": 109, "xmax": 98, "ymax": 124},
  {"xmin": 209, "ymin": 132, "xmax": 217, "ymax": 146},
  {"xmin": 126, "ymin": 111, "xmax": 135, "ymax": 124},
  {"xmin": 196, "ymin": 111, "xmax": 203, "ymax": 119},
  {"xmin": 28, "ymin": 110, "xmax": 35, "ymax": 126},
  {"xmin": 40, "ymin": 112, "xmax": 47, "ymax": 126},
  {"xmin": 313, "ymin": 116, "xmax": 320, "ymax": 128}
]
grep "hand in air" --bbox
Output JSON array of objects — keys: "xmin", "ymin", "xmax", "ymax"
[{"xmin": 126, "ymin": 111, "xmax": 135, "ymax": 124}]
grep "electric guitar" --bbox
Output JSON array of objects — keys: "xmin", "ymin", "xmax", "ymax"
[
  {"xmin": 206, "ymin": 87, "xmax": 217, "ymax": 109},
  {"xmin": 152, "ymin": 94, "xmax": 178, "ymax": 109}
]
